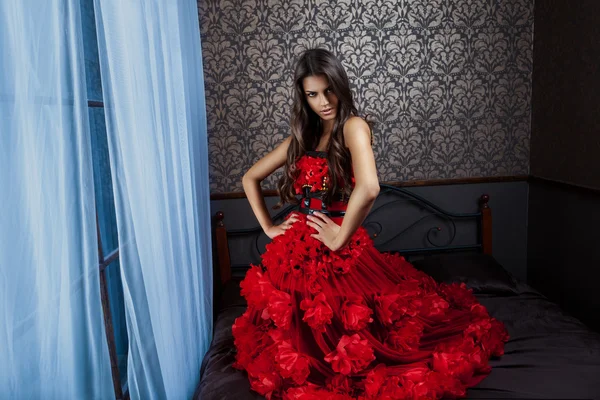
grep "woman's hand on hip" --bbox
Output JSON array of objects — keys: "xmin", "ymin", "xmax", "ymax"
[
  {"xmin": 306, "ymin": 212, "xmax": 342, "ymax": 251},
  {"xmin": 264, "ymin": 212, "xmax": 300, "ymax": 239}
]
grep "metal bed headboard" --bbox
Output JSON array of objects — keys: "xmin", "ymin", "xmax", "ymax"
[{"xmin": 214, "ymin": 184, "xmax": 492, "ymax": 285}]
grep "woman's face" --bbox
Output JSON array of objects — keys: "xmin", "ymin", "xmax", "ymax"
[{"xmin": 302, "ymin": 74, "xmax": 338, "ymax": 122}]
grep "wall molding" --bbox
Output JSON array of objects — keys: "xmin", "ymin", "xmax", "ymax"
[{"xmin": 210, "ymin": 175, "xmax": 529, "ymax": 200}]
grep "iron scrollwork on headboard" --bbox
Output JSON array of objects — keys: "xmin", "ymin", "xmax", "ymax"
[
  {"xmin": 225, "ymin": 203, "xmax": 298, "ymax": 263},
  {"xmin": 363, "ymin": 184, "xmax": 485, "ymax": 255}
]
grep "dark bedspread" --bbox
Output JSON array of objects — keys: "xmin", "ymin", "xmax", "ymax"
[{"xmin": 195, "ymin": 254, "xmax": 600, "ymax": 400}]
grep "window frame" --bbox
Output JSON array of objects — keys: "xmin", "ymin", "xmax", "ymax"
[{"xmin": 90, "ymin": 101, "xmax": 129, "ymax": 400}]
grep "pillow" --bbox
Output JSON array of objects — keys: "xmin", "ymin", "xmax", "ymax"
[
  {"xmin": 196, "ymin": 306, "xmax": 262, "ymax": 400},
  {"xmin": 410, "ymin": 252, "xmax": 519, "ymax": 294}
]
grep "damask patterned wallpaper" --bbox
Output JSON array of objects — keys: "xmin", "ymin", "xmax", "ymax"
[{"xmin": 197, "ymin": 0, "xmax": 534, "ymax": 194}]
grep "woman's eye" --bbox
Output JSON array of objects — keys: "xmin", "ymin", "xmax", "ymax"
[{"xmin": 307, "ymin": 90, "xmax": 331, "ymax": 97}]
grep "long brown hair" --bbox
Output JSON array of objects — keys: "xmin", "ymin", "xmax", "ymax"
[{"xmin": 275, "ymin": 48, "xmax": 372, "ymax": 209}]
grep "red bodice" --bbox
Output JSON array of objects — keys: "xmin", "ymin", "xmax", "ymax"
[
  {"xmin": 293, "ymin": 151, "xmax": 355, "ymax": 195},
  {"xmin": 293, "ymin": 151, "xmax": 355, "ymax": 221},
  {"xmin": 294, "ymin": 152, "xmax": 329, "ymax": 194}
]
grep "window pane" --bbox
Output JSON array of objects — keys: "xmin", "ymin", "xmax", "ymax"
[
  {"xmin": 89, "ymin": 106, "xmax": 119, "ymax": 255},
  {"xmin": 81, "ymin": 0, "xmax": 128, "ymax": 394},
  {"xmin": 81, "ymin": 0, "xmax": 103, "ymax": 102}
]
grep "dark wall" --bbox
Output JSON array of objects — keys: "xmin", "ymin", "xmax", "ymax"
[
  {"xmin": 528, "ymin": 182, "xmax": 600, "ymax": 332},
  {"xmin": 211, "ymin": 181, "xmax": 529, "ymax": 281},
  {"xmin": 530, "ymin": 1, "xmax": 600, "ymax": 188},
  {"xmin": 528, "ymin": 0, "xmax": 600, "ymax": 332}
]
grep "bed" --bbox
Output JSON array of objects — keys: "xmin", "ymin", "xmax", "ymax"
[{"xmin": 195, "ymin": 185, "xmax": 600, "ymax": 400}]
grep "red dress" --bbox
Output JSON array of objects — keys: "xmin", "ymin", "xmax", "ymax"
[{"xmin": 232, "ymin": 151, "xmax": 509, "ymax": 400}]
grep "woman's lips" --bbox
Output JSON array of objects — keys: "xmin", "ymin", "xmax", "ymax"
[{"xmin": 322, "ymin": 108, "xmax": 333, "ymax": 115}]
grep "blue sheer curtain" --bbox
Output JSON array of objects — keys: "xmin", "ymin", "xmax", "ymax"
[
  {"xmin": 0, "ymin": 1, "xmax": 114, "ymax": 399},
  {"xmin": 93, "ymin": 0, "xmax": 213, "ymax": 398}
]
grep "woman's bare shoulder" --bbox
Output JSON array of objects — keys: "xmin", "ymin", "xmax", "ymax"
[
  {"xmin": 343, "ymin": 116, "xmax": 371, "ymax": 147},
  {"xmin": 343, "ymin": 115, "xmax": 369, "ymax": 130}
]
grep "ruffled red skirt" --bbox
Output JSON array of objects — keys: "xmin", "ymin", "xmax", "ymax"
[{"xmin": 232, "ymin": 205, "xmax": 509, "ymax": 399}]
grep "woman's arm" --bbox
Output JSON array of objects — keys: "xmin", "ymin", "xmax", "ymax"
[
  {"xmin": 306, "ymin": 116, "xmax": 379, "ymax": 250},
  {"xmin": 242, "ymin": 135, "xmax": 298, "ymax": 238},
  {"xmin": 333, "ymin": 117, "xmax": 380, "ymax": 249}
]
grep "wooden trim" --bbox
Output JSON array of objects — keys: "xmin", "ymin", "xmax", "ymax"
[
  {"xmin": 99, "ymin": 270, "xmax": 125, "ymax": 399},
  {"xmin": 210, "ymin": 175, "xmax": 528, "ymax": 200},
  {"xmin": 479, "ymin": 194, "xmax": 493, "ymax": 255},
  {"xmin": 215, "ymin": 211, "xmax": 232, "ymax": 285},
  {"xmin": 96, "ymin": 211, "xmax": 124, "ymax": 399},
  {"xmin": 382, "ymin": 175, "xmax": 527, "ymax": 188},
  {"xmin": 88, "ymin": 100, "xmax": 104, "ymax": 108},
  {"xmin": 100, "ymin": 248, "xmax": 120, "ymax": 272},
  {"xmin": 528, "ymin": 175, "xmax": 600, "ymax": 195}
]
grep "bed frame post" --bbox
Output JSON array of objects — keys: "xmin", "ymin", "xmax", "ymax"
[
  {"xmin": 479, "ymin": 194, "xmax": 493, "ymax": 255},
  {"xmin": 215, "ymin": 211, "xmax": 232, "ymax": 285}
]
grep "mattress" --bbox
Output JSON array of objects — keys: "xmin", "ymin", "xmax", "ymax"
[{"xmin": 195, "ymin": 253, "xmax": 600, "ymax": 400}]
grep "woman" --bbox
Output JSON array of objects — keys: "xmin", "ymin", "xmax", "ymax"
[{"xmin": 232, "ymin": 48, "xmax": 508, "ymax": 399}]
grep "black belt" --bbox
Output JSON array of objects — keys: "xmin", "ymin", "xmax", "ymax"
[
  {"xmin": 299, "ymin": 189, "xmax": 347, "ymax": 217},
  {"xmin": 298, "ymin": 207, "xmax": 346, "ymax": 218}
]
